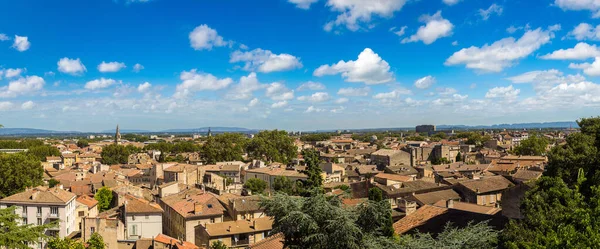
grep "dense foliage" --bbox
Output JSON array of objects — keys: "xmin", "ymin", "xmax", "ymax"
[
  {"xmin": 201, "ymin": 133, "xmax": 247, "ymax": 164},
  {"xmin": 512, "ymin": 135, "xmax": 549, "ymax": 156},
  {"xmin": 76, "ymin": 139, "xmax": 89, "ymax": 148},
  {"xmin": 48, "ymin": 237, "xmax": 86, "ymax": 249},
  {"xmin": 300, "ymin": 133, "xmax": 333, "ymax": 142},
  {"xmin": 0, "ymin": 206, "xmax": 57, "ymax": 248},
  {"xmin": 100, "ymin": 144, "xmax": 140, "ymax": 164},
  {"xmin": 94, "ymin": 186, "xmax": 113, "ymax": 212},
  {"xmin": 247, "ymin": 130, "xmax": 297, "ymax": 164},
  {"xmin": 87, "ymin": 233, "xmax": 105, "ymax": 249},
  {"xmin": 300, "ymin": 149, "xmax": 323, "ymax": 190},
  {"xmin": 243, "ymin": 178, "xmax": 268, "ymax": 195},
  {"xmin": 0, "ymin": 153, "xmax": 43, "ymax": 198},
  {"xmin": 27, "ymin": 145, "xmax": 61, "ymax": 162}
]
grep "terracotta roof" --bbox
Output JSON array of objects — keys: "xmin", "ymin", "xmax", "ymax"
[
  {"xmin": 203, "ymin": 217, "xmax": 273, "ymax": 237},
  {"xmin": 374, "ymin": 173, "xmax": 413, "ymax": 182},
  {"xmin": 153, "ymin": 234, "xmax": 199, "ymax": 249},
  {"xmin": 123, "ymin": 194, "xmax": 163, "ymax": 214},
  {"xmin": 371, "ymin": 149, "xmax": 402, "ymax": 156},
  {"xmin": 407, "ymin": 189, "xmax": 461, "ymax": 205},
  {"xmin": 164, "ymin": 163, "xmax": 199, "ymax": 173},
  {"xmin": 393, "ymin": 205, "xmax": 448, "ymax": 234},
  {"xmin": 1, "ymin": 186, "xmax": 75, "ymax": 204},
  {"xmin": 511, "ymin": 169, "xmax": 543, "ymax": 183},
  {"xmin": 204, "ymin": 163, "xmax": 243, "ymax": 172},
  {"xmin": 249, "ymin": 233, "xmax": 284, "ymax": 249},
  {"xmin": 458, "ymin": 176, "xmax": 514, "ymax": 194},
  {"xmin": 433, "ymin": 200, "xmax": 500, "ymax": 215},
  {"xmin": 160, "ymin": 188, "xmax": 225, "ymax": 218},
  {"xmin": 230, "ymin": 196, "xmax": 262, "ymax": 212},
  {"xmin": 76, "ymin": 195, "xmax": 98, "ymax": 208}
]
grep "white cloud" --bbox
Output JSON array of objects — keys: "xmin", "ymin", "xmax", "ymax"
[
  {"xmin": 324, "ymin": 0, "xmax": 406, "ymax": 31},
  {"xmin": 432, "ymin": 93, "xmax": 468, "ymax": 106},
  {"xmin": 569, "ymin": 57, "xmax": 600, "ymax": 76},
  {"xmin": 266, "ymin": 82, "xmax": 295, "ymax": 101},
  {"xmin": 137, "ymin": 82, "xmax": 152, "ymax": 92},
  {"xmin": 314, "ymin": 48, "xmax": 393, "ymax": 84},
  {"xmin": 0, "ymin": 102, "xmax": 14, "ymax": 111},
  {"xmin": 297, "ymin": 81, "xmax": 326, "ymax": 91},
  {"xmin": 479, "ymin": 4, "xmax": 503, "ymax": 20},
  {"xmin": 57, "ymin": 58, "xmax": 87, "ymax": 75},
  {"xmin": 402, "ymin": 11, "xmax": 453, "ymax": 45},
  {"xmin": 305, "ymin": 105, "xmax": 325, "ymax": 113},
  {"xmin": 98, "ymin": 61, "xmax": 126, "ymax": 73},
  {"xmin": 249, "ymin": 98, "xmax": 259, "ymax": 107},
  {"xmin": 436, "ymin": 87, "xmax": 457, "ymax": 95},
  {"xmin": 507, "ymin": 69, "xmax": 585, "ymax": 92},
  {"xmin": 554, "ymin": 0, "xmax": 600, "ymax": 18},
  {"xmin": 226, "ymin": 72, "xmax": 266, "ymax": 99},
  {"xmin": 485, "ymin": 85, "xmax": 520, "ymax": 99},
  {"xmin": 85, "ymin": 78, "xmax": 116, "ymax": 90},
  {"xmin": 189, "ymin": 24, "xmax": 229, "ymax": 50},
  {"xmin": 445, "ymin": 26, "xmax": 558, "ymax": 72},
  {"xmin": 12, "ymin": 35, "xmax": 30, "ymax": 52},
  {"xmin": 337, "ymin": 87, "xmax": 370, "ymax": 96},
  {"xmin": 567, "ymin": 23, "xmax": 600, "ymax": 40},
  {"xmin": 271, "ymin": 101, "xmax": 288, "ymax": 108},
  {"xmin": 298, "ymin": 92, "xmax": 330, "ymax": 102},
  {"xmin": 414, "ymin": 75, "xmax": 436, "ymax": 89},
  {"xmin": 330, "ymin": 106, "xmax": 346, "ymax": 113},
  {"xmin": 0, "ymin": 76, "xmax": 45, "ymax": 98},
  {"xmin": 4, "ymin": 68, "xmax": 23, "ymax": 78},
  {"xmin": 452, "ymin": 41, "xmax": 458, "ymax": 46},
  {"xmin": 373, "ymin": 88, "xmax": 411, "ymax": 99},
  {"xmin": 540, "ymin": 42, "xmax": 600, "ymax": 60},
  {"xmin": 174, "ymin": 69, "xmax": 233, "ymax": 98},
  {"xmin": 230, "ymin": 48, "xmax": 302, "ymax": 73},
  {"xmin": 0, "ymin": 34, "xmax": 9, "ymax": 41},
  {"xmin": 506, "ymin": 25, "xmax": 519, "ymax": 34},
  {"xmin": 442, "ymin": 0, "xmax": 460, "ymax": 5},
  {"xmin": 288, "ymin": 0, "xmax": 319, "ymax": 9},
  {"xmin": 390, "ymin": 26, "xmax": 407, "ymax": 37},
  {"xmin": 335, "ymin": 97, "xmax": 349, "ymax": 104},
  {"xmin": 21, "ymin": 101, "xmax": 34, "ymax": 110},
  {"xmin": 133, "ymin": 63, "xmax": 144, "ymax": 73}
]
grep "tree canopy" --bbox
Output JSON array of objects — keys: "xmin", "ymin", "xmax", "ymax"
[
  {"xmin": 48, "ymin": 237, "xmax": 86, "ymax": 249},
  {"xmin": 243, "ymin": 178, "xmax": 268, "ymax": 195},
  {"xmin": 300, "ymin": 149, "xmax": 323, "ymax": 191},
  {"xmin": 0, "ymin": 206, "xmax": 57, "ymax": 248},
  {"xmin": 87, "ymin": 233, "xmax": 105, "ymax": 249},
  {"xmin": 200, "ymin": 133, "xmax": 247, "ymax": 164},
  {"xmin": 100, "ymin": 144, "xmax": 140, "ymax": 164},
  {"xmin": 94, "ymin": 186, "xmax": 113, "ymax": 212},
  {"xmin": 512, "ymin": 135, "xmax": 549, "ymax": 156},
  {"xmin": 27, "ymin": 145, "xmax": 61, "ymax": 162},
  {"xmin": 0, "ymin": 153, "xmax": 43, "ymax": 198},
  {"xmin": 247, "ymin": 130, "xmax": 297, "ymax": 164},
  {"xmin": 76, "ymin": 139, "xmax": 89, "ymax": 148}
]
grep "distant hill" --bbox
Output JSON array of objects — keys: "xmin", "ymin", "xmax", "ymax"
[
  {"xmin": 159, "ymin": 127, "xmax": 252, "ymax": 133},
  {"xmin": 436, "ymin": 122, "xmax": 579, "ymax": 130},
  {"xmin": 0, "ymin": 128, "xmax": 82, "ymax": 135},
  {"xmin": 100, "ymin": 129, "xmax": 152, "ymax": 133}
]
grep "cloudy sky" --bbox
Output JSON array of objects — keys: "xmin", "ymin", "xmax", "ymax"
[{"xmin": 0, "ymin": 0, "xmax": 599, "ymax": 131}]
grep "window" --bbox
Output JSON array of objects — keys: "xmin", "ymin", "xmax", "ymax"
[
  {"xmin": 22, "ymin": 218, "xmax": 27, "ymax": 224},
  {"xmin": 78, "ymin": 211, "xmax": 85, "ymax": 217},
  {"xmin": 145, "ymin": 215, "xmax": 149, "ymax": 219},
  {"xmin": 131, "ymin": 225, "xmax": 137, "ymax": 235},
  {"xmin": 37, "ymin": 207, "xmax": 42, "ymax": 216},
  {"xmin": 37, "ymin": 218, "xmax": 42, "ymax": 225},
  {"xmin": 132, "ymin": 215, "xmax": 135, "ymax": 220},
  {"xmin": 90, "ymin": 227, "xmax": 95, "ymax": 234},
  {"xmin": 210, "ymin": 217, "xmax": 215, "ymax": 223},
  {"xmin": 50, "ymin": 207, "xmax": 58, "ymax": 216}
]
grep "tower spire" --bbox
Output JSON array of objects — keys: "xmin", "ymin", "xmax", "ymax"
[{"xmin": 115, "ymin": 125, "xmax": 121, "ymax": 145}]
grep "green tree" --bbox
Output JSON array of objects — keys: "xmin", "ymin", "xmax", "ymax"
[
  {"xmin": 300, "ymin": 149, "xmax": 323, "ymax": 191},
  {"xmin": 356, "ymin": 199, "xmax": 394, "ymax": 237},
  {"xmin": 76, "ymin": 139, "xmax": 89, "ymax": 148},
  {"xmin": 0, "ymin": 206, "xmax": 58, "ymax": 248},
  {"xmin": 210, "ymin": 240, "xmax": 228, "ymax": 249},
  {"xmin": 0, "ymin": 153, "xmax": 43, "ymax": 198},
  {"xmin": 455, "ymin": 152, "xmax": 462, "ymax": 162},
  {"xmin": 368, "ymin": 187, "xmax": 383, "ymax": 202},
  {"xmin": 94, "ymin": 187, "xmax": 113, "ymax": 212},
  {"xmin": 101, "ymin": 144, "xmax": 137, "ymax": 164},
  {"xmin": 247, "ymin": 130, "xmax": 297, "ymax": 164},
  {"xmin": 513, "ymin": 135, "xmax": 549, "ymax": 156},
  {"xmin": 400, "ymin": 221, "xmax": 500, "ymax": 249},
  {"xmin": 27, "ymin": 145, "xmax": 61, "ymax": 162},
  {"xmin": 273, "ymin": 176, "xmax": 297, "ymax": 195},
  {"xmin": 47, "ymin": 237, "xmax": 86, "ymax": 249},
  {"xmin": 87, "ymin": 233, "xmax": 105, "ymax": 249},
  {"xmin": 244, "ymin": 178, "xmax": 268, "ymax": 195},
  {"xmin": 201, "ymin": 133, "xmax": 247, "ymax": 164},
  {"xmin": 48, "ymin": 179, "xmax": 61, "ymax": 188}
]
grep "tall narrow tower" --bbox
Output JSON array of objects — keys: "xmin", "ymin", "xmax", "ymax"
[
  {"xmin": 207, "ymin": 127, "xmax": 212, "ymax": 137},
  {"xmin": 115, "ymin": 125, "xmax": 121, "ymax": 145}
]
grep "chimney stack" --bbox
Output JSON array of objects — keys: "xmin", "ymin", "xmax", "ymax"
[{"xmin": 446, "ymin": 199, "xmax": 454, "ymax": 208}]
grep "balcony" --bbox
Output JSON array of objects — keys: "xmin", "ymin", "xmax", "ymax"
[
  {"xmin": 48, "ymin": 213, "xmax": 59, "ymax": 219},
  {"xmin": 36, "ymin": 212, "xmax": 42, "ymax": 217},
  {"xmin": 231, "ymin": 239, "xmax": 250, "ymax": 247}
]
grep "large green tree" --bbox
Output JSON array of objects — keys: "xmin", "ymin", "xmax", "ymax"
[
  {"xmin": 201, "ymin": 133, "xmax": 247, "ymax": 164},
  {"xmin": 243, "ymin": 178, "xmax": 268, "ymax": 195},
  {"xmin": 0, "ymin": 153, "xmax": 44, "ymax": 198},
  {"xmin": 27, "ymin": 145, "xmax": 61, "ymax": 162},
  {"xmin": 94, "ymin": 187, "xmax": 113, "ymax": 212},
  {"xmin": 47, "ymin": 237, "xmax": 86, "ymax": 249},
  {"xmin": 400, "ymin": 221, "xmax": 500, "ymax": 249},
  {"xmin": 513, "ymin": 135, "xmax": 549, "ymax": 156},
  {"xmin": 247, "ymin": 130, "xmax": 297, "ymax": 164},
  {"xmin": 299, "ymin": 149, "xmax": 323, "ymax": 191},
  {"xmin": 100, "ymin": 144, "xmax": 139, "ymax": 164},
  {"xmin": 0, "ymin": 206, "xmax": 57, "ymax": 248},
  {"xmin": 87, "ymin": 233, "xmax": 105, "ymax": 249}
]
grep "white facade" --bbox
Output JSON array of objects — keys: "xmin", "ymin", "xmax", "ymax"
[{"xmin": 125, "ymin": 213, "xmax": 163, "ymax": 240}]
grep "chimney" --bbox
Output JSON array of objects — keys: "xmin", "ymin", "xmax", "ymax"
[
  {"xmin": 446, "ymin": 199, "xmax": 454, "ymax": 208},
  {"xmin": 227, "ymin": 226, "xmax": 232, "ymax": 232},
  {"xmin": 251, "ymin": 220, "xmax": 256, "ymax": 229},
  {"xmin": 476, "ymin": 188, "xmax": 480, "ymax": 193},
  {"xmin": 194, "ymin": 203, "xmax": 202, "ymax": 214}
]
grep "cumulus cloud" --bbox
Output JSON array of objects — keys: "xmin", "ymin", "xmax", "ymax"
[
  {"xmin": 226, "ymin": 72, "xmax": 266, "ymax": 99},
  {"xmin": 4, "ymin": 68, "xmax": 23, "ymax": 78},
  {"xmin": 12, "ymin": 35, "xmax": 30, "ymax": 52},
  {"xmin": 230, "ymin": 48, "xmax": 302, "ymax": 73},
  {"xmin": 21, "ymin": 101, "xmax": 34, "ymax": 110},
  {"xmin": 314, "ymin": 48, "xmax": 393, "ymax": 84},
  {"xmin": 297, "ymin": 81, "xmax": 326, "ymax": 91},
  {"xmin": 569, "ymin": 57, "xmax": 600, "ymax": 76},
  {"xmin": 271, "ymin": 101, "xmax": 288, "ymax": 108},
  {"xmin": 485, "ymin": 85, "xmax": 520, "ymax": 100},
  {"xmin": 567, "ymin": 23, "xmax": 600, "ymax": 40},
  {"xmin": 98, "ymin": 61, "xmax": 126, "ymax": 72},
  {"xmin": 288, "ymin": 0, "xmax": 319, "ymax": 9},
  {"xmin": 479, "ymin": 4, "xmax": 503, "ymax": 20},
  {"xmin": 305, "ymin": 105, "xmax": 325, "ymax": 113},
  {"xmin": 436, "ymin": 87, "xmax": 457, "ymax": 95},
  {"xmin": 0, "ymin": 76, "xmax": 45, "ymax": 98},
  {"xmin": 507, "ymin": 69, "xmax": 585, "ymax": 92},
  {"xmin": 0, "ymin": 34, "xmax": 9, "ymax": 41},
  {"xmin": 248, "ymin": 98, "xmax": 259, "ymax": 107},
  {"xmin": 445, "ymin": 26, "xmax": 558, "ymax": 72},
  {"xmin": 85, "ymin": 78, "xmax": 117, "ymax": 90},
  {"xmin": 373, "ymin": 88, "xmax": 411, "ymax": 100},
  {"xmin": 390, "ymin": 26, "xmax": 407, "ymax": 37},
  {"xmin": 266, "ymin": 82, "xmax": 295, "ymax": 101},
  {"xmin": 0, "ymin": 102, "xmax": 14, "ymax": 111},
  {"xmin": 402, "ymin": 11, "xmax": 453, "ymax": 45},
  {"xmin": 298, "ymin": 92, "xmax": 330, "ymax": 102},
  {"xmin": 137, "ymin": 82, "xmax": 152, "ymax": 92},
  {"xmin": 133, "ymin": 63, "xmax": 144, "ymax": 73},
  {"xmin": 554, "ymin": 0, "xmax": 600, "ymax": 18},
  {"xmin": 57, "ymin": 58, "xmax": 87, "ymax": 75},
  {"xmin": 540, "ymin": 42, "xmax": 600, "ymax": 60},
  {"xmin": 414, "ymin": 76, "xmax": 436, "ymax": 89},
  {"xmin": 324, "ymin": 0, "xmax": 406, "ymax": 31},
  {"xmin": 337, "ymin": 87, "xmax": 370, "ymax": 96},
  {"xmin": 189, "ymin": 24, "xmax": 229, "ymax": 50},
  {"xmin": 174, "ymin": 69, "xmax": 233, "ymax": 98},
  {"xmin": 335, "ymin": 98, "xmax": 349, "ymax": 104}
]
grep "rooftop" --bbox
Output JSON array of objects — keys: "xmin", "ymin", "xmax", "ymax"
[
  {"xmin": 203, "ymin": 217, "xmax": 273, "ymax": 237},
  {"xmin": 458, "ymin": 176, "xmax": 514, "ymax": 194},
  {"xmin": 1, "ymin": 186, "xmax": 75, "ymax": 205}
]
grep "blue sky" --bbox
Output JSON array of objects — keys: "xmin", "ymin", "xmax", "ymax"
[{"xmin": 0, "ymin": 0, "xmax": 599, "ymax": 131}]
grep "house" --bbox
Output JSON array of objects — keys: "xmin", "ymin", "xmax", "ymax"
[
  {"xmin": 455, "ymin": 176, "xmax": 514, "ymax": 207},
  {"xmin": 0, "ymin": 186, "xmax": 77, "ymax": 248},
  {"xmin": 135, "ymin": 234, "xmax": 200, "ymax": 249},
  {"xmin": 373, "ymin": 173, "xmax": 413, "ymax": 186},
  {"xmin": 195, "ymin": 217, "xmax": 273, "ymax": 248},
  {"xmin": 163, "ymin": 163, "xmax": 203, "ymax": 186},
  {"xmin": 405, "ymin": 189, "xmax": 461, "ymax": 206},
  {"xmin": 244, "ymin": 167, "xmax": 313, "ymax": 190},
  {"xmin": 159, "ymin": 188, "xmax": 226, "ymax": 244},
  {"xmin": 511, "ymin": 169, "xmax": 543, "ymax": 184},
  {"xmin": 204, "ymin": 161, "xmax": 246, "ymax": 183},
  {"xmin": 248, "ymin": 233, "xmax": 284, "ymax": 249},
  {"xmin": 319, "ymin": 162, "xmax": 345, "ymax": 183},
  {"xmin": 122, "ymin": 194, "xmax": 163, "ymax": 240},
  {"xmin": 370, "ymin": 149, "xmax": 412, "ymax": 168},
  {"xmin": 82, "ymin": 214, "xmax": 121, "ymax": 249},
  {"xmin": 75, "ymin": 195, "xmax": 98, "ymax": 231},
  {"xmin": 218, "ymin": 194, "xmax": 264, "ymax": 221}
]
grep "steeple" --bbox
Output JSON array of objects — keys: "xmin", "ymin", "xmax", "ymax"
[
  {"xmin": 207, "ymin": 127, "xmax": 212, "ymax": 137},
  {"xmin": 115, "ymin": 125, "xmax": 121, "ymax": 145}
]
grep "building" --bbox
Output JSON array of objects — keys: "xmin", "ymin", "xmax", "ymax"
[
  {"xmin": 0, "ymin": 186, "xmax": 77, "ymax": 248},
  {"xmin": 115, "ymin": 125, "xmax": 122, "ymax": 145},
  {"xmin": 244, "ymin": 167, "xmax": 314, "ymax": 190},
  {"xmin": 195, "ymin": 217, "xmax": 273, "ymax": 248},
  {"xmin": 204, "ymin": 162, "xmax": 246, "ymax": 183},
  {"xmin": 455, "ymin": 176, "xmax": 514, "ymax": 207},
  {"xmin": 370, "ymin": 149, "xmax": 412, "ymax": 168},
  {"xmin": 218, "ymin": 194, "xmax": 264, "ymax": 221},
  {"xmin": 415, "ymin": 125, "xmax": 436, "ymax": 134},
  {"xmin": 75, "ymin": 195, "xmax": 99, "ymax": 231},
  {"xmin": 122, "ymin": 194, "xmax": 163, "ymax": 240},
  {"xmin": 163, "ymin": 163, "xmax": 203, "ymax": 185},
  {"xmin": 159, "ymin": 187, "xmax": 226, "ymax": 244}
]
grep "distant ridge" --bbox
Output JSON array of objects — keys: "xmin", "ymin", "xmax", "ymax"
[
  {"xmin": 436, "ymin": 121, "xmax": 579, "ymax": 130},
  {"xmin": 0, "ymin": 128, "xmax": 82, "ymax": 135},
  {"xmin": 159, "ymin": 127, "xmax": 252, "ymax": 133}
]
